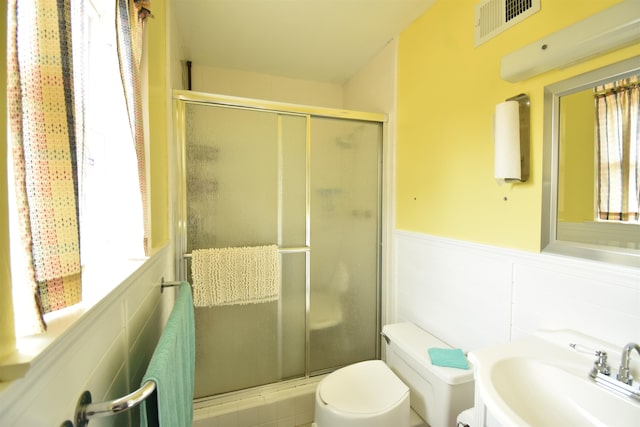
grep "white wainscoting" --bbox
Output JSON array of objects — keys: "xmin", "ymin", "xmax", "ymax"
[
  {"xmin": 0, "ymin": 245, "xmax": 175, "ymax": 427},
  {"xmin": 394, "ymin": 230, "xmax": 640, "ymax": 352}
]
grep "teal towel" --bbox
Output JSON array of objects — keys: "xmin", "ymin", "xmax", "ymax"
[
  {"xmin": 141, "ymin": 282, "xmax": 195, "ymax": 427},
  {"xmin": 428, "ymin": 347, "xmax": 469, "ymax": 370}
]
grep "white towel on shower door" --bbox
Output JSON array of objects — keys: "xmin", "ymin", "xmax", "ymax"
[{"xmin": 191, "ymin": 245, "xmax": 280, "ymax": 307}]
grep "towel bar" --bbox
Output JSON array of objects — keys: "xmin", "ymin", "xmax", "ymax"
[
  {"xmin": 161, "ymin": 277, "xmax": 194, "ymax": 294},
  {"xmin": 182, "ymin": 245, "xmax": 310, "ymax": 259},
  {"xmin": 161, "ymin": 277, "xmax": 183, "ymax": 293},
  {"xmin": 75, "ymin": 380, "xmax": 156, "ymax": 426}
]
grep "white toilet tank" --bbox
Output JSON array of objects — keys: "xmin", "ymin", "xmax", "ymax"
[{"xmin": 382, "ymin": 323, "xmax": 474, "ymax": 427}]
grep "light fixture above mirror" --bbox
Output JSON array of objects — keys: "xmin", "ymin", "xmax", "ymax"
[{"xmin": 501, "ymin": 0, "xmax": 640, "ymax": 83}]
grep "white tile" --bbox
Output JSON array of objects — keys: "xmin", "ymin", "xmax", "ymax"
[
  {"xmin": 395, "ymin": 232, "xmax": 512, "ymax": 350},
  {"xmin": 513, "ymin": 262, "xmax": 640, "ymax": 346},
  {"xmin": 217, "ymin": 411, "xmax": 239, "ymax": 427},
  {"xmin": 275, "ymin": 396, "xmax": 295, "ymax": 419},
  {"xmin": 276, "ymin": 416, "xmax": 295, "ymax": 427},
  {"xmin": 236, "ymin": 396, "xmax": 264, "ymax": 411},
  {"xmin": 258, "ymin": 401, "xmax": 277, "ymax": 423},
  {"xmin": 208, "ymin": 401, "xmax": 239, "ymax": 418},
  {"xmin": 395, "ymin": 231, "xmax": 640, "ymax": 353},
  {"xmin": 193, "ymin": 416, "xmax": 218, "ymax": 427},
  {"xmin": 294, "ymin": 410, "xmax": 314, "ymax": 426},
  {"xmin": 294, "ymin": 393, "xmax": 315, "ymax": 417},
  {"xmin": 237, "ymin": 404, "xmax": 259, "ymax": 427}
]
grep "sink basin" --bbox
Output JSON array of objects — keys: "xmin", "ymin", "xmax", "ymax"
[
  {"xmin": 469, "ymin": 331, "xmax": 640, "ymax": 427},
  {"xmin": 492, "ymin": 357, "xmax": 638, "ymax": 425}
]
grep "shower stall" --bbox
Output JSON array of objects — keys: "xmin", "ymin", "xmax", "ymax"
[{"xmin": 173, "ymin": 91, "xmax": 385, "ymax": 399}]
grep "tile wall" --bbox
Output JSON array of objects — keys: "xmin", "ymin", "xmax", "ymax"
[
  {"xmin": 395, "ymin": 230, "xmax": 640, "ymax": 351},
  {"xmin": 192, "ymin": 379, "xmax": 319, "ymax": 427}
]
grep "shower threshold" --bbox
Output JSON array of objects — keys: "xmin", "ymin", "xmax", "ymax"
[{"xmin": 192, "ymin": 376, "xmax": 326, "ymax": 427}]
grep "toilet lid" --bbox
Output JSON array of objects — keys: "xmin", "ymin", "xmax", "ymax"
[{"xmin": 318, "ymin": 360, "xmax": 409, "ymax": 414}]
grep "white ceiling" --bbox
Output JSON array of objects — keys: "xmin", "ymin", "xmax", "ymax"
[{"xmin": 171, "ymin": 0, "xmax": 436, "ymax": 84}]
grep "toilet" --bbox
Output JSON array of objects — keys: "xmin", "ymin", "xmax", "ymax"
[
  {"xmin": 314, "ymin": 360, "xmax": 410, "ymax": 427},
  {"xmin": 313, "ymin": 322, "xmax": 475, "ymax": 427}
]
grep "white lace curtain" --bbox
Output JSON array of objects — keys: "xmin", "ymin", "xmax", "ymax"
[{"xmin": 595, "ymin": 76, "xmax": 640, "ymax": 222}]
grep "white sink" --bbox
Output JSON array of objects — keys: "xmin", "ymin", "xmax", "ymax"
[{"xmin": 468, "ymin": 331, "xmax": 640, "ymax": 427}]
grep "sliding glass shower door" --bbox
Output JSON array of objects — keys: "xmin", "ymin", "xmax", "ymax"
[
  {"xmin": 309, "ymin": 117, "xmax": 381, "ymax": 372},
  {"xmin": 174, "ymin": 93, "xmax": 383, "ymax": 398}
]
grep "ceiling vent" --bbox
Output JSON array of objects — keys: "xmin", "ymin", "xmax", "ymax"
[{"xmin": 475, "ymin": 0, "xmax": 541, "ymax": 47}]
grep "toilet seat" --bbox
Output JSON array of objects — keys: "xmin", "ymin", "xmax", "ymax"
[{"xmin": 317, "ymin": 360, "xmax": 409, "ymax": 414}]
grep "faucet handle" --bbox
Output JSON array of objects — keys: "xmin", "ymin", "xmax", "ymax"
[
  {"xmin": 591, "ymin": 351, "xmax": 611, "ymax": 377},
  {"xmin": 569, "ymin": 343, "xmax": 610, "ymax": 377},
  {"xmin": 569, "ymin": 343, "xmax": 599, "ymax": 355}
]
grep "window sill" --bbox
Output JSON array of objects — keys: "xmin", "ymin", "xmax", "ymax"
[{"xmin": 0, "ymin": 256, "xmax": 149, "ymax": 385}]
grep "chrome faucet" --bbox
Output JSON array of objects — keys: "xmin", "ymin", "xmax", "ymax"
[
  {"xmin": 571, "ymin": 341, "xmax": 640, "ymax": 401},
  {"xmin": 617, "ymin": 342, "xmax": 640, "ymax": 385}
]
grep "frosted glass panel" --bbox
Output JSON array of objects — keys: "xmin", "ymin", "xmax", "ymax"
[
  {"xmin": 185, "ymin": 104, "xmax": 307, "ymax": 397},
  {"xmin": 193, "ymin": 252, "xmax": 306, "ymax": 397},
  {"xmin": 279, "ymin": 252, "xmax": 307, "ymax": 379},
  {"xmin": 185, "ymin": 104, "xmax": 278, "ymax": 249},
  {"xmin": 280, "ymin": 115, "xmax": 307, "ymax": 247},
  {"xmin": 309, "ymin": 117, "xmax": 382, "ymax": 372}
]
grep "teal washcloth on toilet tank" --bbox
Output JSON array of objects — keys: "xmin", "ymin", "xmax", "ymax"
[{"xmin": 428, "ymin": 347, "xmax": 469, "ymax": 370}]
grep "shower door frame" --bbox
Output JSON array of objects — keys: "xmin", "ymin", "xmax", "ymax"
[{"xmin": 172, "ymin": 89, "xmax": 386, "ymax": 386}]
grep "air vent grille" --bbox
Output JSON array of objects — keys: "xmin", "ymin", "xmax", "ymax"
[
  {"xmin": 506, "ymin": 0, "xmax": 533, "ymax": 22},
  {"xmin": 475, "ymin": 0, "xmax": 540, "ymax": 47}
]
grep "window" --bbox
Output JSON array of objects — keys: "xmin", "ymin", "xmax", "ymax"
[
  {"xmin": 595, "ymin": 76, "xmax": 640, "ymax": 223},
  {"xmin": 79, "ymin": 1, "xmax": 145, "ymax": 267},
  {"xmin": 8, "ymin": 0, "xmax": 147, "ymax": 337}
]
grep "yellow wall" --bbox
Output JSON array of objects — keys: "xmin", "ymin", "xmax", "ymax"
[
  {"xmin": 148, "ymin": 0, "xmax": 169, "ymax": 248},
  {"xmin": 396, "ymin": 0, "xmax": 640, "ymax": 251},
  {"xmin": 0, "ymin": 2, "xmax": 17, "ymax": 360},
  {"xmin": 558, "ymin": 89, "xmax": 595, "ymax": 223}
]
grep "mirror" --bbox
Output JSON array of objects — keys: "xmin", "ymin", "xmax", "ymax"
[{"xmin": 542, "ymin": 56, "xmax": 640, "ymax": 268}]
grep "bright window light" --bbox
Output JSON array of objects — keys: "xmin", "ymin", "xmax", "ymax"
[{"xmin": 9, "ymin": 0, "xmax": 145, "ymax": 336}]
